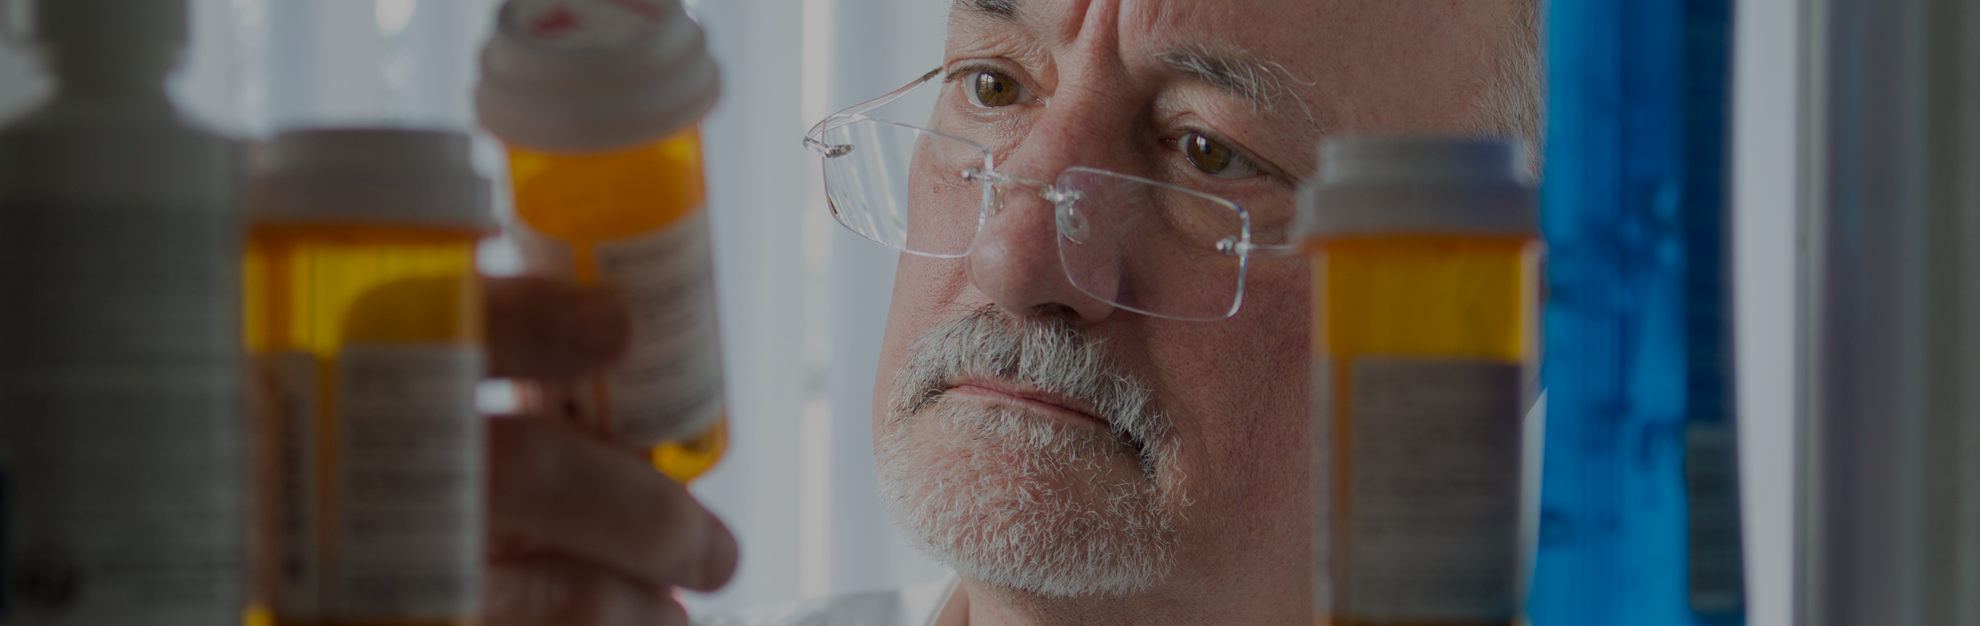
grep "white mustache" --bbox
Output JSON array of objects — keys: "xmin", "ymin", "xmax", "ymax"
[
  {"xmin": 888, "ymin": 305, "xmax": 1170, "ymax": 473},
  {"xmin": 878, "ymin": 305, "xmax": 1184, "ymax": 597}
]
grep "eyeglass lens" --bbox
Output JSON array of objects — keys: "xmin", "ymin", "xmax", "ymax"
[
  {"xmin": 820, "ymin": 119, "xmax": 987, "ymax": 258},
  {"xmin": 1051, "ymin": 168, "xmax": 1246, "ymax": 321},
  {"xmin": 815, "ymin": 77, "xmax": 1253, "ymax": 321}
]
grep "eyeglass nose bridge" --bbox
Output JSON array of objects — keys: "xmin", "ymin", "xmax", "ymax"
[
  {"xmin": 961, "ymin": 167, "xmax": 1089, "ymax": 241},
  {"xmin": 1049, "ymin": 190, "xmax": 1090, "ymax": 244}
]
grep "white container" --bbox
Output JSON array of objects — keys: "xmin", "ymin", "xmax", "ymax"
[{"xmin": 0, "ymin": 1, "xmax": 245, "ymax": 623}]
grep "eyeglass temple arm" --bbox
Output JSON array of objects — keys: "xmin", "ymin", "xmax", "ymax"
[{"xmin": 803, "ymin": 67, "xmax": 944, "ymax": 147}]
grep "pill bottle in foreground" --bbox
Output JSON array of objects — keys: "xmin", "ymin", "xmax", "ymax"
[
  {"xmin": 0, "ymin": 0, "xmax": 247, "ymax": 622},
  {"xmin": 244, "ymin": 129, "xmax": 494, "ymax": 626},
  {"xmin": 475, "ymin": 0, "xmax": 726, "ymax": 482},
  {"xmin": 1299, "ymin": 136, "xmax": 1540, "ymax": 626}
]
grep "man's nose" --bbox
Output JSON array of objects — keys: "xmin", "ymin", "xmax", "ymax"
[
  {"xmin": 967, "ymin": 179, "xmax": 1120, "ymax": 323},
  {"xmin": 966, "ymin": 81, "xmax": 1139, "ymax": 324}
]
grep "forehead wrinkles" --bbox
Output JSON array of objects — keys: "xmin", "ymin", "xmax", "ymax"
[
  {"xmin": 952, "ymin": 0, "xmax": 1101, "ymax": 46},
  {"xmin": 1127, "ymin": 2, "xmax": 1319, "ymax": 117},
  {"xmin": 957, "ymin": 0, "xmax": 1319, "ymax": 120},
  {"xmin": 947, "ymin": 0, "xmax": 1325, "ymax": 175},
  {"xmin": 1053, "ymin": 0, "xmax": 1124, "ymax": 73},
  {"xmin": 953, "ymin": 0, "xmax": 1133, "ymax": 76}
]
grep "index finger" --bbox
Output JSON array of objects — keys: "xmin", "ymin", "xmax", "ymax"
[
  {"xmin": 487, "ymin": 417, "xmax": 740, "ymax": 592},
  {"xmin": 484, "ymin": 277, "xmax": 630, "ymax": 378}
]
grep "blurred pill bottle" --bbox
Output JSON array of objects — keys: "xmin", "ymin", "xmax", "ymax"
[
  {"xmin": 0, "ymin": 0, "xmax": 248, "ymax": 623},
  {"xmin": 474, "ymin": 0, "xmax": 726, "ymax": 482},
  {"xmin": 243, "ymin": 129, "xmax": 494, "ymax": 626},
  {"xmin": 1298, "ymin": 137, "xmax": 1540, "ymax": 626}
]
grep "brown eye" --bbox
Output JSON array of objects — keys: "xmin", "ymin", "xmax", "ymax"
[
  {"xmin": 1180, "ymin": 132, "xmax": 1263, "ymax": 179},
  {"xmin": 1183, "ymin": 133, "xmax": 1236, "ymax": 174},
  {"xmin": 969, "ymin": 70, "xmax": 1023, "ymax": 107}
]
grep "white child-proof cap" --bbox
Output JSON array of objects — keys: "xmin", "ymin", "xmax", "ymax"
[
  {"xmin": 1296, "ymin": 136, "xmax": 1538, "ymax": 239},
  {"xmin": 32, "ymin": 0, "xmax": 189, "ymax": 82},
  {"xmin": 475, "ymin": 0, "xmax": 721, "ymax": 153},
  {"xmin": 248, "ymin": 128, "xmax": 496, "ymax": 230}
]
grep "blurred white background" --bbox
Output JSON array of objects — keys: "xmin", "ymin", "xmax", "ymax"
[{"xmin": 0, "ymin": 0, "xmax": 1799, "ymax": 622}]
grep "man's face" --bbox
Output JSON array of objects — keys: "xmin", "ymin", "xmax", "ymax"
[{"xmin": 871, "ymin": 0, "xmax": 1531, "ymax": 608}]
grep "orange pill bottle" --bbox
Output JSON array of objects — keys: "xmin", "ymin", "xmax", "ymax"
[
  {"xmin": 1298, "ymin": 137, "xmax": 1541, "ymax": 626},
  {"xmin": 475, "ymin": 0, "xmax": 726, "ymax": 482},
  {"xmin": 243, "ymin": 129, "xmax": 495, "ymax": 626}
]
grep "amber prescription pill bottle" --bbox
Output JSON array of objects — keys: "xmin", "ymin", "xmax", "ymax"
[
  {"xmin": 243, "ymin": 129, "xmax": 494, "ymax": 626},
  {"xmin": 475, "ymin": 0, "xmax": 725, "ymax": 482},
  {"xmin": 1298, "ymin": 137, "xmax": 1540, "ymax": 626}
]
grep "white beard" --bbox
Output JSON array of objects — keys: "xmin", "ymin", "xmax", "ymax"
[{"xmin": 875, "ymin": 308, "xmax": 1185, "ymax": 598}]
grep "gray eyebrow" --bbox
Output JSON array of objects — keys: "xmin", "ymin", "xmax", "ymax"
[
  {"xmin": 956, "ymin": 0, "xmax": 1019, "ymax": 20},
  {"xmin": 1158, "ymin": 45, "xmax": 1317, "ymax": 123}
]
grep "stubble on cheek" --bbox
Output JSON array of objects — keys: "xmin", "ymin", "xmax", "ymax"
[
  {"xmin": 876, "ymin": 398, "xmax": 1184, "ymax": 597},
  {"xmin": 873, "ymin": 307, "xmax": 1188, "ymax": 597}
]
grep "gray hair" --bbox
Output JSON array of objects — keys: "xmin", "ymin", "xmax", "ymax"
[
  {"xmin": 1158, "ymin": 44, "xmax": 1319, "ymax": 126},
  {"xmin": 889, "ymin": 307, "xmax": 1171, "ymax": 468},
  {"xmin": 877, "ymin": 306, "xmax": 1186, "ymax": 597},
  {"xmin": 1472, "ymin": 0, "xmax": 1544, "ymax": 171}
]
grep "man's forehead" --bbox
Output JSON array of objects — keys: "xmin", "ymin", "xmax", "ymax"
[
  {"xmin": 958, "ymin": 0, "xmax": 1020, "ymax": 20},
  {"xmin": 950, "ymin": 0, "xmax": 1540, "ymax": 152},
  {"xmin": 950, "ymin": 0, "xmax": 1320, "ymax": 121}
]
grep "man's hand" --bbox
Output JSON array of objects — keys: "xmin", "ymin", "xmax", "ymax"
[{"xmin": 482, "ymin": 277, "xmax": 740, "ymax": 626}]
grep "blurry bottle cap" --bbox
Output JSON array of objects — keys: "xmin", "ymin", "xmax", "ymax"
[
  {"xmin": 1296, "ymin": 135, "xmax": 1538, "ymax": 239},
  {"xmin": 475, "ymin": 0, "xmax": 720, "ymax": 153},
  {"xmin": 32, "ymin": 0, "xmax": 187, "ymax": 77},
  {"xmin": 248, "ymin": 128, "xmax": 495, "ymax": 230}
]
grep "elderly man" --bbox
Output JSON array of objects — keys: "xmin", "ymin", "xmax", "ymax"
[{"xmin": 481, "ymin": 0, "xmax": 1540, "ymax": 624}]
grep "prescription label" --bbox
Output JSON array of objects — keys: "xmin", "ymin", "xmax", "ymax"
[
  {"xmin": 254, "ymin": 351, "xmax": 321, "ymax": 618},
  {"xmin": 327, "ymin": 344, "xmax": 484, "ymax": 620},
  {"xmin": 589, "ymin": 209, "xmax": 725, "ymax": 445},
  {"xmin": 0, "ymin": 200, "xmax": 243, "ymax": 626},
  {"xmin": 1341, "ymin": 356, "xmax": 1522, "ymax": 623},
  {"xmin": 511, "ymin": 207, "xmax": 725, "ymax": 446}
]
